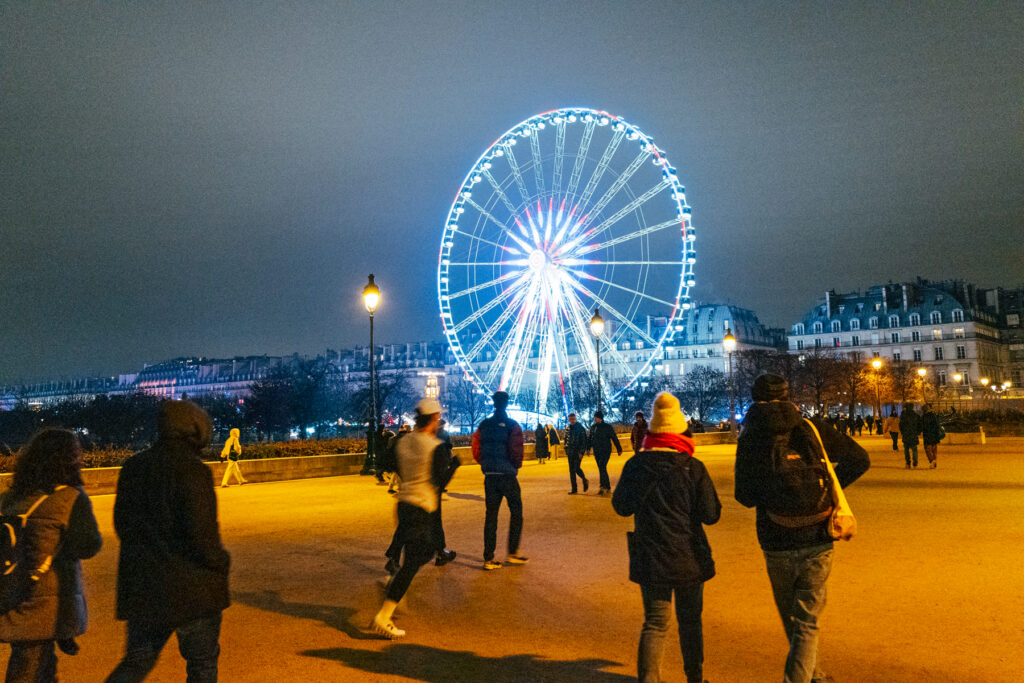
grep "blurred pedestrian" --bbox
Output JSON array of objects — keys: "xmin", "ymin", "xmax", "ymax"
[
  {"xmin": 613, "ymin": 393, "xmax": 720, "ymax": 683},
  {"xmin": 534, "ymin": 424, "xmax": 549, "ymax": 464},
  {"xmin": 472, "ymin": 391, "xmax": 527, "ymax": 570},
  {"xmin": 920, "ymin": 404, "xmax": 945, "ymax": 469},
  {"xmin": 588, "ymin": 411, "xmax": 622, "ymax": 495},
  {"xmin": 853, "ymin": 415, "xmax": 864, "ymax": 436},
  {"xmin": 865, "ymin": 415, "xmax": 875, "ymax": 435},
  {"xmin": 899, "ymin": 403, "xmax": 921, "ymax": 469},
  {"xmin": 630, "ymin": 411, "xmax": 648, "ymax": 454},
  {"xmin": 0, "ymin": 429, "xmax": 102, "ymax": 682},
  {"xmin": 545, "ymin": 424, "xmax": 560, "ymax": 461},
  {"xmin": 563, "ymin": 414, "xmax": 589, "ymax": 494},
  {"xmin": 883, "ymin": 412, "xmax": 901, "ymax": 451},
  {"xmin": 374, "ymin": 425, "xmax": 396, "ymax": 485},
  {"xmin": 219, "ymin": 428, "xmax": 246, "ymax": 487},
  {"xmin": 107, "ymin": 400, "xmax": 231, "ymax": 683}
]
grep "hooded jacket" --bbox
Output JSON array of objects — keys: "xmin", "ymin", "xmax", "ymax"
[
  {"xmin": 612, "ymin": 446, "xmax": 720, "ymax": 585},
  {"xmin": 471, "ymin": 410, "xmax": 523, "ymax": 476},
  {"xmin": 735, "ymin": 401, "xmax": 870, "ymax": 551}
]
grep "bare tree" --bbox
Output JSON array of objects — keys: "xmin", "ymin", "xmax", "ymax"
[
  {"xmin": 678, "ymin": 366, "xmax": 727, "ymax": 423},
  {"xmin": 444, "ymin": 376, "xmax": 489, "ymax": 432},
  {"xmin": 831, "ymin": 351, "xmax": 868, "ymax": 417},
  {"xmin": 794, "ymin": 347, "xmax": 840, "ymax": 414}
]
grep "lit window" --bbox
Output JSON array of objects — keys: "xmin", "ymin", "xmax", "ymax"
[
  {"xmin": 954, "ymin": 327, "xmax": 964, "ymax": 339},
  {"xmin": 932, "ymin": 329, "xmax": 942, "ymax": 340}
]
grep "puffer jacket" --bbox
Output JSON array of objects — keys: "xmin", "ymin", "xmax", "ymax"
[
  {"xmin": 0, "ymin": 485, "xmax": 102, "ymax": 642},
  {"xmin": 471, "ymin": 410, "xmax": 523, "ymax": 475},
  {"xmin": 735, "ymin": 402, "xmax": 870, "ymax": 551},
  {"xmin": 612, "ymin": 448, "xmax": 720, "ymax": 585},
  {"xmin": 899, "ymin": 410, "xmax": 922, "ymax": 445}
]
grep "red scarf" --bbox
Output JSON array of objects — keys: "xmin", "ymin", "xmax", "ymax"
[{"xmin": 641, "ymin": 432, "xmax": 695, "ymax": 456}]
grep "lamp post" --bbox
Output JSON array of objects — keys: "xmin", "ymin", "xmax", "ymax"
[
  {"xmin": 953, "ymin": 372, "xmax": 963, "ymax": 413},
  {"xmin": 917, "ymin": 367, "xmax": 927, "ymax": 403},
  {"xmin": 723, "ymin": 329, "xmax": 737, "ymax": 437},
  {"xmin": 590, "ymin": 308, "xmax": 605, "ymax": 414},
  {"xmin": 871, "ymin": 358, "xmax": 883, "ymax": 419},
  {"xmin": 360, "ymin": 274, "xmax": 380, "ymax": 476},
  {"xmin": 980, "ymin": 377, "xmax": 989, "ymax": 411}
]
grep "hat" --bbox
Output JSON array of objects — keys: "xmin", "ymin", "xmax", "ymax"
[
  {"xmin": 415, "ymin": 397, "xmax": 442, "ymax": 416},
  {"xmin": 648, "ymin": 392, "xmax": 689, "ymax": 434},
  {"xmin": 752, "ymin": 374, "xmax": 788, "ymax": 402}
]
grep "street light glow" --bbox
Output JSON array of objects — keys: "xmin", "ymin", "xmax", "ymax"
[
  {"xmin": 589, "ymin": 309, "xmax": 605, "ymax": 338},
  {"xmin": 917, "ymin": 367, "xmax": 927, "ymax": 378},
  {"xmin": 722, "ymin": 329, "xmax": 737, "ymax": 354},
  {"xmin": 363, "ymin": 274, "xmax": 380, "ymax": 313},
  {"xmin": 872, "ymin": 358, "xmax": 882, "ymax": 370}
]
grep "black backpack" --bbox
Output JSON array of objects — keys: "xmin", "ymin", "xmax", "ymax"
[
  {"xmin": 766, "ymin": 422, "xmax": 833, "ymax": 526},
  {"xmin": 0, "ymin": 492, "xmax": 53, "ymax": 610}
]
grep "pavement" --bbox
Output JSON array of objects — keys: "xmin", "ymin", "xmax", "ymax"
[{"xmin": 42, "ymin": 436, "xmax": 1024, "ymax": 682}]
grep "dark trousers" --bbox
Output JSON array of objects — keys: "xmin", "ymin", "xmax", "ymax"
[
  {"xmin": 483, "ymin": 474, "xmax": 523, "ymax": 561},
  {"xmin": 889, "ymin": 432, "xmax": 899, "ymax": 450},
  {"xmin": 566, "ymin": 451, "xmax": 588, "ymax": 492},
  {"xmin": 6, "ymin": 640, "xmax": 57, "ymax": 683},
  {"xmin": 106, "ymin": 613, "xmax": 222, "ymax": 683},
  {"xmin": 638, "ymin": 582, "xmax": 704, "ymax": 683},
  {"xmin": 385, "ymin": 501, "xmax": 445, "ymax": 562},
  {"xmin": 593, "ymin": 451, "xmax": 612, "ymax": 491},
  {"xmin": 386, "ymin": 502, "xmax": 437, "ymax": 602}
]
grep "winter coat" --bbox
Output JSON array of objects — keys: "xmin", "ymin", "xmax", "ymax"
[
  {"xmin": 0, "ymin": 486, "xmax": 102, "ymax": 642},
  {"xmin": 612, "ymin": 449, "xmax": 721, "ymax": 585},
  {"xmin": 114, "ymin": 438, "xmax": 231, "ymax": 629},
  {"xmin": 899, "ymin": 410, "xmax": 921, "ymax": 446},
  {"xmin": 921, "ymin": 411, "xmax": 945, "ymax": 446},
  {"xmin": 589, "ymin": 422, "xmax": 622, "ymax": 458},
  {"xmin": 545, "ymin": 426, "xmax": 560, "ymax": 447},
  {"xmin": 630, "ymin": 419, "xmax": 648, "ymax": 453},
  {"xmin": 564, "ymin": 423, "xmax": 588, "ymax": 455},
  {"xmin": 883, "ymin": 416, "xmax": 900, "ymax": 434},
  {"xmin": 735, "ymin": 402, "xmax": 870, "ymax": 551},
  {"xmin": 471, "ymin": 410, "xmax": 524, "ymax": 476},
  {"xmin": 534, "ymin": 426, "xmax": 549, "ymax": 459}
]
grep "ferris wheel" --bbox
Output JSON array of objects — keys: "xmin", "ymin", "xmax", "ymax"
[{"xmin": 438, "ymin": 108, "xmax": 695, "ymax": 415}]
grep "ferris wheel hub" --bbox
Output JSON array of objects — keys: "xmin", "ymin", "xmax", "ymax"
[{"xmin": 528, "ymin": 249, "xmax": 548, "ymax": 272}]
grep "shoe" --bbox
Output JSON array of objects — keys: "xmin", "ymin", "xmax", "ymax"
[
  {"xmin": 435, "ymin": 550, "xmax": 456, "ymax": 566},
  {"xmin": 930, "ymin": 462, "xmax": 937, "ymax": 469},
  {"xmin": 905, "ymin": 464, "xmax": 911, "ymax": 469},
  {"xmin": 599, "ymin": 487, "xmax": 609, "ymax": 496},
  {"xmin": 384, "ymin": 558, "xmax": 400, "ymax": 576},
  {"xmin": 568, "ymin": 491, "xmax": 578, "ymax": 495},
  {"xmin": 483, "ymin": 559, "xmax": 502, "ymax": 570},
  {"xmin": 221, "ymin": 485, "xmax": 229, "ymax": 488},
  {"xmin": 582, "ymin": 478, "xmax": 589, "ymax": 493},
  {"xmin": 506, "ymin": 554, "xmax": 529, "ymax": 565},
  {"xmin": 371, "ymin": 615, "xmax": 405, "ymax": 639}
]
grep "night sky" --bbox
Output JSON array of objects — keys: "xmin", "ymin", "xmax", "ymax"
[{"xmin": 2, "ymin": 2, "xmax": 1022, "ymax": 384}]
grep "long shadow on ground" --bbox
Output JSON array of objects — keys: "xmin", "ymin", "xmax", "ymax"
[
  {"xmin": 444, "ymin": 491, "xmax": 484, "ymax": 501},
  {"xmin": 232, "ymin": 590, "xmax": 377, "ymax": 640},
  {"xmin": 302, "ymin": 644, "xmax": 634, "ymax": 682}
]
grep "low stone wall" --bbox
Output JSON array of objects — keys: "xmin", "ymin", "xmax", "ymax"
[{"xmin": 945, "ymin": 429, "xmax": 986, "ymax": 445}]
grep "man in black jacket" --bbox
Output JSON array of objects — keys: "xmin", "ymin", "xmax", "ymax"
[
  {"xmin": 107, "ymin": 400, "xmax": 231, "ymax": 683},
  {"xmin": 588, "ymin": 411, "xmax": 622, "ymax": 495},
  {"xmin": 735, "ymin": 375, "xmax": 869, "ymax": 683}
]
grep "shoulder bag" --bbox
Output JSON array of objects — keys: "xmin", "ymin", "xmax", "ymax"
[{"xmin": 804, "ymin": 420, "xmax": 857, "ymax": 541}]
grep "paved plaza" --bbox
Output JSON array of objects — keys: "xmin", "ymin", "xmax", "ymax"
[{"xmin": 45, "ymin": 436, "xmax": 1024, "ymax": 681}]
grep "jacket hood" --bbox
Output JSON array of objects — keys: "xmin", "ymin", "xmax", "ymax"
[{"xmin": 740, "ymin": 400, "xmax": 802, "ymax": 438}]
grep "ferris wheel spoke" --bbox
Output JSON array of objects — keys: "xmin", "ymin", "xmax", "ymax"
[
  {"xmin": 574, "ymin": 218, "xmax": 680, "ymax": 255},
  {"xmin": 482, "ymin": 169, "xmax": 521, "ymax": 216},
  {"xmin": 566, "ymin": 120, "xmax": 596, "ymax": 201},
  {"xmin": 463, "ymin": 290, "xmax": 530, "ymax": 363},
  {"xmin": 530, "ymin": 132, "xmax": 546, "ymax": 197},
  {"xmin": 503, "ymin": 144, "xmax": 532, "ymax": 206},
  {"xmin": 505, "ymin": 300, "xmax": 544, "ymax": 397},
  {"xmin": 552, "ymin": 121, "xmax": 566, "ymax": 198},
  {"xmin": 447, "ymin": 260, "xmax": 530, "ymax": 267},
  {"xmin": 565, "ymin": 277, "xmax": 660, "ymax": 348},
  {"xmin": 462, "ymin": 198, "xmax": 532, "ymax": 253},
  {"xmin": 576, "ymin": 128, "xmax": 625, "ymax": 214},
  {"xmin": 455, "ymin": 227, "xmax": 521, "ymax": 254},
  {"xmin": 561, "ymin": 260, "xmax": 682, "ymax": 266},
  {"xmin": 450, "ymin": 276, "xmax": 526, "ymax": 334},
  {"xmin": 445, "ymin": 271, "xmax": 520, "ymax": 301},
  {"xmin": 562, "ymin": 180, "xmax": 670, "ymax": 253},
  {"xmin": 575, "ymin": 271, "xmax": 678, "ymax": 308},
  {"xmin": 579, "ymin": 149, "xmax": 650, "ymax": 231}
]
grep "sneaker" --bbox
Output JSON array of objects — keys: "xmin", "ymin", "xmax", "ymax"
[
  {"xmin": 435, "ymin": 550, "xmax": 456, "ymax": 567},
  {"xmin": 582, "ymin": 478, "xmax": 589, "ymax": 493},
  {"xmin": 483, "ymin": 559, "xmax": 502, "ymax": 571},
  {"xmin": 371, "ymin": 615, "xmax": 405, "ymax": 640},
  {"xmin": 567, "ymin": 491, "xmax": 578, "ymax": 495},
  {"xmin": 506, "ymin": 554, "xmax": 529, "ymax": 565},
  {"xmin": 384, "ymin": 558, "xmax": 400, "ymax": 576}
]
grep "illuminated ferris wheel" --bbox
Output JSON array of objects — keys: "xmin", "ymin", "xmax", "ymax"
[{"xmin": 438, "ymin": 108, "xmax": 696, "ymax": 415}]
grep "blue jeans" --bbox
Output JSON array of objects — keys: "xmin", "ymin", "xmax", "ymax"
[
  {"xmin": 764, "ymin": 544, "xmax": 833, "ymax": 683},
  {"xmin": 638, "ymin": 583, "xmax": 704, "ymax": 683},
  {"xmin": 106, "ymin": 613, "xmax": 222, "ymax": 683}
]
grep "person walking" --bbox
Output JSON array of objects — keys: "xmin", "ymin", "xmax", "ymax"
[
  {"xmin": 563, "ymin": 413, "xmax": 589, "ymax": 495},
  {"xmin": 734, "ymin": 374, "xmax": 870, "ymax": 683},
  {"xmin": 472, "ymin": 391, "xmax": 528, "ymax": 570},
  {"xmin": 630, "ymin": 411, "xmax": 648, "ymax": 454},
  {"xmin": 107, "ymin": 400, "xmax": 231, "ymax": 683},
  {"xmin": 613, "ymin": 393, "xmax": 721, "ymax": 683},
  {"xmin": 899, "ymin": 402, "xmax": 921, "ymax": 469},
  {"xmin": 371, "ymin": 399, "xmax": 458, "ymax": 639},
  {"xmin": 534, "ymin": 424, "xmax": 550, "ymax": 464},
  {"xmin": 0, "ymin": 429, "xmax": 102, "ymax": 683},
  {"xmin": 545, "ymin": 424, "xmax": 560, "ymax": 461},
  {"xmin": 920, "ymin": 404, "xmax": 945, "ymax": 469},
  {"xmin": 865, "ymin": 415, "xmax": 875, "ymax": 436},
  {"xmin": 219, "ymin": 428, "xmax": 246, "ymax": 487},
  {"xmin": 589, "ymin": 411, "xmax": 623, "ymax": 495},
  {"xmin": 853, "ymin": 415, "xmax": 864, "ymax": 436},
  {"xmin": 882, "ymin": 412, "xmax": 901, "ymax": 451}
]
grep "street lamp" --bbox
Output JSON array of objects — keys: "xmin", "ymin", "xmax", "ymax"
[
  {"xmin": 723, "ymin": 329, "xmax": 737, "ymax": 437},
  {"xmin": 871, "ymin": 358, "xmax": 883, "ymax": 419},
  {"xmin": 361, "ymin": 274, "xmax": 380, "ymax": 476},
  {"xmin": 953, "ymin": 372, "xmax": 963, "ymax": 412},
  {"xmin": 917, "ymin": 367, "xmax": 927, "ymax": 403},
  {"xmin": 590, "ymin": 308, "xmax": 605, "ymax": 413}
]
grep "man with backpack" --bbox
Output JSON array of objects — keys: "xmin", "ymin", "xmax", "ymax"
[{"xmin": 735, "ymin": 374, "xmax": 869, "ymax": 683}]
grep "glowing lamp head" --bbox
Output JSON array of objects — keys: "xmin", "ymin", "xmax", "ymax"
[
  {"xmin": 590, "ymin": 309, "xmax": 605, "ymax": 338},
  {"xmin": 917, "ymin": 368, "xmax": 927, "ymax": 378},
  {"xmin": 953, "ymin": 373, "xmax": 962, "ymax": 383},
  {"xmin": 363, "ymin": 274, "xmax": 380, "ymax": 313},
  {"xmin": 722, "ymin": 330, "xmax": 736, "ymax": 354},
  {"xmin": 980, "ymin": 377, "xmax": 989, "ymax": 386},
  {"xmin": 1004, "ymin": 381, "xmax": 1012, "ymax": 389},
  {"xmin": 871, "ymin": 359, "xmax": 883, "ymax": 371}
]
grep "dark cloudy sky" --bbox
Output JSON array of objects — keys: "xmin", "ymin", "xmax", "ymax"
[{"xmin": 2, "ymin": 1, "xmax": 1021, "ymax": 384}]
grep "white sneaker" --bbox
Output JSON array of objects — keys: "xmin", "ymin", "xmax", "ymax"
[
  {"xmin": 371, "ymin": 615, "xmax": 405, "ymax": 639},
  {"xmin": 506, "ymin": 554, "xmax": 529, "ymax": 565}
]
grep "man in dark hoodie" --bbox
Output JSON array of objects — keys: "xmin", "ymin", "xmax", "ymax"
[
  {"xmin": 107, "ymin": 400, "xmax": 231, "ymax": 683},
  {"xmin": 735, "ymin": 375, "xmax": 869, "ymax": 683}
]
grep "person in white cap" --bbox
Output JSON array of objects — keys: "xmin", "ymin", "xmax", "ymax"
[
  {"xmin": 371, "ymin": 397, "xmax": 457, "ymax": 639},
  {"xmin": 612, "ymin": 392, "xmax": 721, "ymax": 683}
]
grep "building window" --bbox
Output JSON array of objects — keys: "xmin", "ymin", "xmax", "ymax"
[
  {"xmin": 934, "ymin": 347, "xmax": 944, "ymax": 360},
  {"xmin": 909, "ymin": 313, "xmax": 920, "ymax": 326},
  {"xmin": 794, "ymin": 323, "xmax": 805, "ymax": 335},
  {"xmin": 938, "ymin": 371, "xmax": 947, "ymax": 386},
  {"xmin": 913, "ymin": 349, "xmax": 922, "ymax": 362},
  {"xmin": 953, "ymin": 327, "xmax": 964, "ymax": 339},
  {"xmin": 796, "ymin": 340, "xmax": 804, "ymax": 350},
  {"xmin": 637, "ymin": 340, "xmax": 644, "ymax": 349},
  {"xmin": 932, "ymin": 329, "xmax": 942, "ymax": 340},
  {"xmin": 912, "ymin": 331, "xmax": 921, "ymax": 342},
  {"xmin": 851, "ymin": 335, "xmax": 860, "ymax": 346},
  {"xmin": 952, "ymin": 310, "xmax": 964, "ymax": 322},
  {"xmin": 869, "ymin": 317, "xmax": 878, "ymax": 329},
  {"xmin": 833, "ymin": 337, "xmax": 841, "ymax": 347},
  {"xmin": 814, "ymin": 338, "xmax": 822, "ymax": 348},
  {"xmin": 831, "ymin": 320, "xmax": 841, "ymax": 332},
  {"xmin": 956, "ymin": 345, "xmax": 966, "ymax": 359},
  {"xmin": 870, "ymin": 333, "xmax": 879, "ymax": 345},
  {"xmin": 850, "ymin": 319, "xmax": 860, "ymax": 331},
  {"xmin": 889, "ymin": 314, "xmax": 900, "ymax": 327},
  {"xmin": 813, "ymin": 322, "xmax": 823, "ymax": 334},
  {"xmin": 930, "ymin": 311, "xmax": 942, "ymax": 324},
  {"xmin": 893, "ymin": 351, "xmax": 901, "ymax": 361},
  {"xmin": 891, "ymin": 332, "xmax": 900, "ymax": 343}
]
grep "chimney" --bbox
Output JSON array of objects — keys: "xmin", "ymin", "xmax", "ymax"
[{"xmin": 825, "ymin": 290, "xmax": 832, "ymax": 318}]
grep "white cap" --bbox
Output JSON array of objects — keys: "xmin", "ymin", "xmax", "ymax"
[{"xmin": 415, "ymin": 397, "xmax": 442, "ymax": 416}]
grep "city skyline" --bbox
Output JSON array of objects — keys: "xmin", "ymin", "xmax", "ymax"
[{"xmin": 3, "ymin": 3, "xmax": 1022, "ymax": 383}]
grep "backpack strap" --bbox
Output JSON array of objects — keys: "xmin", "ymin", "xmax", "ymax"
[{"xmin": 16, "ymin": 494, "xmax": 51, "ymax": 528}]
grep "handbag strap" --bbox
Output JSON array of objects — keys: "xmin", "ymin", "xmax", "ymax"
[{"xmin": 803, "ymin": 419, "xmax": 851, "ymax": 512}]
